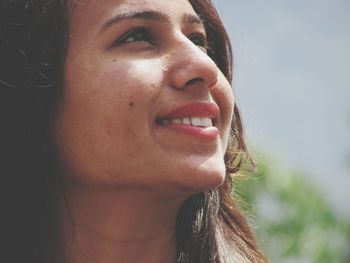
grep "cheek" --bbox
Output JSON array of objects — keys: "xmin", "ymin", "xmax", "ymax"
[
  {"xmin": 56, "ymin": 59, "xmax": 163, "ymax": 179},
  {"xmin": 64, "ymin": 58, "xmax": 159, "ymax": 113},
  {"xmin": 215, "ymin": 73, "xmax": 234, "ymax": 130},
  {"xmin": 210, "ymin": 76, "xmax": 234, "ymax": 153}
]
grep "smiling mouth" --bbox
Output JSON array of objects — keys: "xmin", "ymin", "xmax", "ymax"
[
  {"xmin": 155, "ymin": 116, "xmax": 219, "ymax": 141},
  {"xmin": 154, "ymin": 102, "xmax": 220, "ymax": 140},
  {"xmin": 156, "ymin": 117, "xmax": 214, "ymax": 128},
  {"xmin": 155, "ymin": 102, "xmax": 219, "ymax": 128}
]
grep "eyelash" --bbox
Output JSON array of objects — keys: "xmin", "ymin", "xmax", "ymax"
[
  {"xmin": 188, "ymin": 33, "xmax": 208, "ymax": 51},
  {"xmin": 114, "ymin": 27, "xmax": 208, "ymax": 51},
  {"xmin": 115, "ymin": 27, "xmax": 155, "ymax": 46}
]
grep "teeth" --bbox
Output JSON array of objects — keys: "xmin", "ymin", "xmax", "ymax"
[
  {"xmin": 201, "ymin": 117, "xmax": 213, "ymax": 127},
  {"xmin": 182, "ymin": 117, "xmax": 191, "ymax": 125},
  {"xmin": 161, "ymin": 117, "xmax": 213, "ymax": 127},
  {"xmin": 191, "ymin": 117, "xmax": 201, "ymax": 126},
  {"xmin": 171, "ymin": 118, "xmax": 182, "ymax": 124}
]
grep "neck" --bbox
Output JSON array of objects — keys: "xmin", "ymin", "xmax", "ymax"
[{"xmin": 60, "ymin": 182, "xmax": 186, "ymax": 263}]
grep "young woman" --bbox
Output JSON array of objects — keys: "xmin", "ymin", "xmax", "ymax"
[{"xmin": 0, "ymin": 0, "xmax": 267, "ymax": 262}]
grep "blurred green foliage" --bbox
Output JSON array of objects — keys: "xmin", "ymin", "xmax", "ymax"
[{"xmin": 234, "ymin": 155, "xmax": 350, "ymax": 263}]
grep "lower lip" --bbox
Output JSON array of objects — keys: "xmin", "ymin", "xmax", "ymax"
[{"xmin": 160, "ymin": 124, "xmax": 219, "ymax": 140}]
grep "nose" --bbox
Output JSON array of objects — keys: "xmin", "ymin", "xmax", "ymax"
[{"xmin": 166, "ymin": 38, "xmax": 219, "ymax": 91}]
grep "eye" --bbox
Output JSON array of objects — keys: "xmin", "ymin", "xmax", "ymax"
[
  {"xmin": 114, "ymin": 27, "xmax": 155, "ymax": 46},
  {"xmin": 188, "ymin": 33, "xmax": 208, "ymax": 51}
]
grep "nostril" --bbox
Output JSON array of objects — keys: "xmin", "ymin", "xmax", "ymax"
[{"xmin": 185, "ymin": 77, "xmax": 203, "ymax": 86}]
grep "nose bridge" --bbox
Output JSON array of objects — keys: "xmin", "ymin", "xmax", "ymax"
[{"xmin": 167, "ymin": 37, "xmax": 219, "ymax": 90}]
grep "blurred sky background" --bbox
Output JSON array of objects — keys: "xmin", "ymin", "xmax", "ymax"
[{"xmin": 212, "ymin": 0, "xmax": 350, "ymax": 218}]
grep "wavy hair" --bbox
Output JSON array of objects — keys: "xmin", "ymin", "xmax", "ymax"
[{"xmin": 0, "ymin": 0, "xmax": 267, "ymax": 262}]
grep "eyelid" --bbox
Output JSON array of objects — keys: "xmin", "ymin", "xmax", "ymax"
[
  {"xmin": 112, "ymin": 27, "xmax": 155, "ymax": 47},
  {"xmin": 109, "ymin": 26, "xmax": 208, "ymax": 52},
  {"xmin": 187, "ymin": 32, "xmax": 209, "ymax": 51}
]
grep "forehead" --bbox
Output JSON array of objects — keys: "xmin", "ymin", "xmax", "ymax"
[{"xmin": 69, "ymin": 0, "xmax": 198, "ymax": 35}]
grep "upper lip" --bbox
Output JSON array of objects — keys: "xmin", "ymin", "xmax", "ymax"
[{"xmin": 156, "ymin": 102, "xmax": 220, "ymax": 124}]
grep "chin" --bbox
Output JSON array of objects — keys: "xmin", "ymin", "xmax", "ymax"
[
  {"xmin": 179, "ymin": 160, "xmax": 227, "ymax": 193},
  {"xmin": 196, "ymin": 169, "xmax": 226, "ymax": 191}
]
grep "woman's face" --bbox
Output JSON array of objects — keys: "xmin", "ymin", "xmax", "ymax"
[{"xmin": 55, "ymin": 0, "xmax": 234, "ymax": 196}]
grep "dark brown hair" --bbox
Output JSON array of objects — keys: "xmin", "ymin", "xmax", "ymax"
[{"xmin": 0, "ymin": 0, "xmax": 266, "ymax": 262}]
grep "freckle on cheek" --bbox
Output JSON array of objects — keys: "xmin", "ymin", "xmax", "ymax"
[{"xmin": 128, "ymin": 102, "xmax": 134, "ymax": 107}]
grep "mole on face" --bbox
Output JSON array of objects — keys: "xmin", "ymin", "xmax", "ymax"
[{"xmin": 128, "ymin": 101, "xmax": 134, "ymax": 107}]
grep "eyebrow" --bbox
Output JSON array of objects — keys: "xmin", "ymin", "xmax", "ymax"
[{"xmin": 98, "ymin": 10, "xmax": 204, "ymax": 35}]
